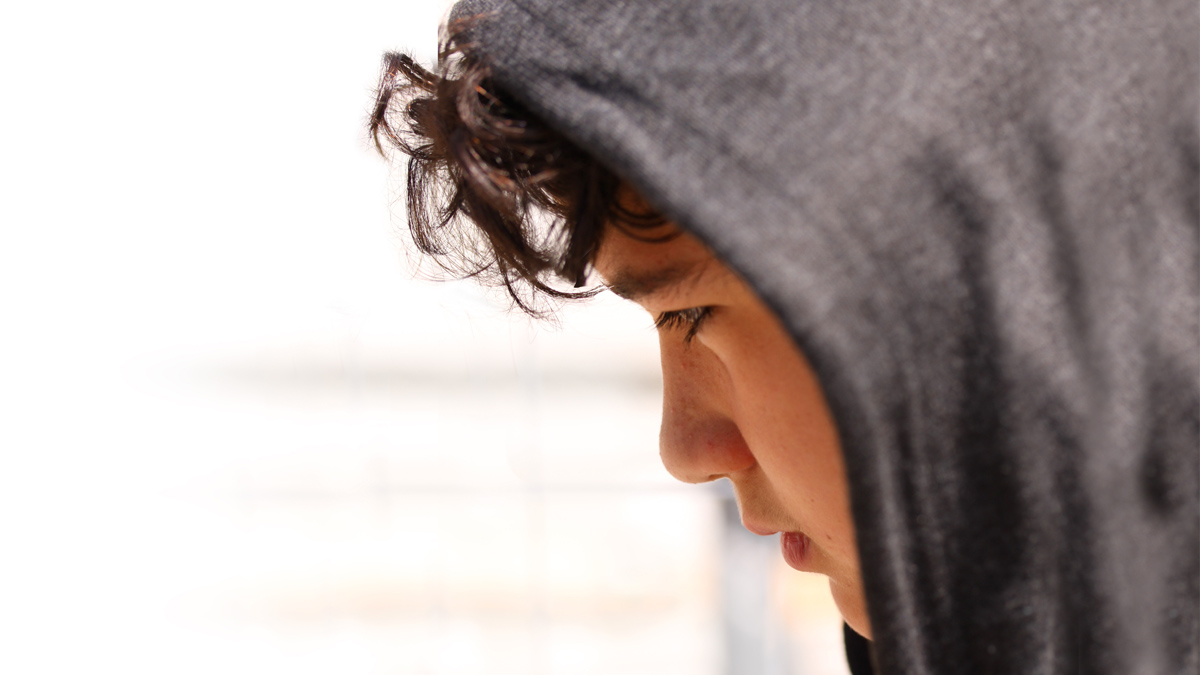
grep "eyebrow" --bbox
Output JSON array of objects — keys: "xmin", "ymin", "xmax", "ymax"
[{"xmin": 604, "ymin": 259, "xmax": 710, "ymax": 302}]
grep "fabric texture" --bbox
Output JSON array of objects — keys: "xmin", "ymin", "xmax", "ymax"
[
  {"xmin": 451, "ymin": 0, "xmax": 1200, "ymax": 672},
  {"xmin": 845, "ymin": 622, "xmax": 877, "ymax": 675}
]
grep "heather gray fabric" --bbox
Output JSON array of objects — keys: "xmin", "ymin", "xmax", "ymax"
[{"xmin": 452, "ymin": 0, "xmax": 1199, "ymax": 672}]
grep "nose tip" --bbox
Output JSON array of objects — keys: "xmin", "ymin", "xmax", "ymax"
[{"xmin": 659, "ymin": 415, "xmax": 756, "ymax": 484}]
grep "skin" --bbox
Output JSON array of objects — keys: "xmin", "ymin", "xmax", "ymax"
[{"xmin": 592, "ymin": 220, "xmax": 872, "ymax": 639}]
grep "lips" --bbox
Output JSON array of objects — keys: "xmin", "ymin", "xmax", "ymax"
[
  {"xmin": 742, "ymin": 519, "xmax": 815, "ymax": 572},
  {"xmin": 780, "ymin": 531, "xmax": 811, "ymax": 571}
]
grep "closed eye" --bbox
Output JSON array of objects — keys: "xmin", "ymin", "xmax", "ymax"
[{"xmin": 654, "ymin": 306, "xmax": 713, "ymax": 344}]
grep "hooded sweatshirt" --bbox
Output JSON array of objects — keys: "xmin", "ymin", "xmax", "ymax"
[{"xmin": 448, "ymin": 0, "xmax": 1199, "ymax": 673}]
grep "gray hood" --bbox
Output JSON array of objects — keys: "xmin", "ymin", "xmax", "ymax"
[{"xmin": 452, "ymin": 0, "xmax": 1199, "ymax": 672}]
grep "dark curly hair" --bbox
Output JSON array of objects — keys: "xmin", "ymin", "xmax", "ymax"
[{"xmin": 369, "ymin": 17, "xmax": 664, "ymax": 314}]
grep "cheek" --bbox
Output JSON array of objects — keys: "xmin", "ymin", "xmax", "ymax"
[
  {"xmin": 698, "ymin": 297, "xmax": 869, "ymax": 634},
  {"xmin": 718, "ymin": 318, "xmax": 845, "ymax": 483},
  {"xmin": 759, "ymin": 410, "xmax": 857, "ymax": 567},
  {"xmin": 709, "ymin": 309, "xmax": 858, "ymax": 558}
]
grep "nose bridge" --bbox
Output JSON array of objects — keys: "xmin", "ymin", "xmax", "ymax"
[{"xmin": 657, "ymin": 336, "xmax": 755, "ymax": 483}]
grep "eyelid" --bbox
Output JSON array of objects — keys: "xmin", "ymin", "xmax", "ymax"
[{"xmin": 654, "ymin": 306, "xmax": 713, "ymax": 344}]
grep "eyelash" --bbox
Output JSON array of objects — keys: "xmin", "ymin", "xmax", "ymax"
[{"xmin": 654, "ymin": 306, "xmax": 713, "ymax": 344}]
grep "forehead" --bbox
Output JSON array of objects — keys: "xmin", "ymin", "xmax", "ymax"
[{"xmin": 592, "ymin": 223, "xmax": 721, "ymax": 304}]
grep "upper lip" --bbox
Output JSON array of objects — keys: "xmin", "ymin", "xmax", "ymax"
[{"xmin": 741, "ymin": 519, "xmax": 781, "ymax": 536}]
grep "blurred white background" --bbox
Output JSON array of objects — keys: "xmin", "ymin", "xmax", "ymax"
[{"xmin": 0, "ymin": 2, "xmax": 847, "ymax": 673}]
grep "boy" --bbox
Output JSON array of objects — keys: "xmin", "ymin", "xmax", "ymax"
[{"xmin": 372, "ymin": 1, "xmax": 1198, "ymax": 672}]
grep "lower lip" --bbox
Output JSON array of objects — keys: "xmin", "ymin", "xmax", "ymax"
[{"xmin": 780, "ymin": 532, "xmax": 812, "ymax": 571}]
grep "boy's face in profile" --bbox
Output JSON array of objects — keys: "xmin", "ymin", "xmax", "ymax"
[{"xmin": 593, "ymin": 220, "xmax": 871, "ymax": 639}]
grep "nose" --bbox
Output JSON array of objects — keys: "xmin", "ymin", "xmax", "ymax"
[{"xmin": 657, "ymin": 335, "xmax": 756, "ymax": 483}]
